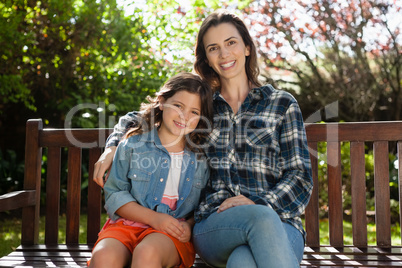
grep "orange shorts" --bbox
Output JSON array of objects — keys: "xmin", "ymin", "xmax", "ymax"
[{"xmin": 92, "ymin": 221, "xmax": 195, "ymax": 268}]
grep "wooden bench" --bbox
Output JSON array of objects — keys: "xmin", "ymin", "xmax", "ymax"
[{"xmin": 0, "ymin": 119, "xmax": 402, "ymax": 267}]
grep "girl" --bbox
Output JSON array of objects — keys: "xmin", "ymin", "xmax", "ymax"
[{"xmin": 89, "ymin": 72, "xmax": 213, "ymax": 268}]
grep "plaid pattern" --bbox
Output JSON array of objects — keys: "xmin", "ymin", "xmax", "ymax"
[
  {"xmin": 105, "ymin": 111, "xmax": 140, "ymax": 148},
  {"xmin": 195, "ymin": 85, "xmax": 313, "ymax": 238}
]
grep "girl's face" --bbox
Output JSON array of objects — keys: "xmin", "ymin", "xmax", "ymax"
[
  {"xmin": 203, "ymin": 22, "xmax": 250, "ymax": 82},
  {"xmin": 158, "ymin": 90, "xmax": 201, "ymax": 144}
]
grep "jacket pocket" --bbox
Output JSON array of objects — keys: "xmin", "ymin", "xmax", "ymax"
[{"xmin": 128, "ymin": 168, "xmax": 152, "ymax": 182}]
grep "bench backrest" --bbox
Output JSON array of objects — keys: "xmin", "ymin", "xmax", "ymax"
[{"xmin": 21, "ymin": 119, "xmax": 402, "ymax": 247}]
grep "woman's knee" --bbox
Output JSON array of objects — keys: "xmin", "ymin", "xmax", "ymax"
[{"xmin": 244, "ymin": 205, "xmax": 282, "ymax": 228}]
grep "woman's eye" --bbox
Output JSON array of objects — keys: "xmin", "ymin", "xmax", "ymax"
[
  {"xmin": 174, "ymin": 104, "xmax": 182, "ymax": 108},
  {"xmin": 208, "ymin": 47, "xmax": 217, "ymax": 52},
  {"xmin": 228, "ymin": 40, "xmax": 236, "ymax": 45},
  {"xmin": 192, "ymin": 111, "xmax": 200, "ymax": 115}
]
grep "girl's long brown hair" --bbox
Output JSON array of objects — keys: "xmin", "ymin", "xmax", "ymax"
[{"xmin": 125, "ymin": 72, "xmax": 213, "ymax": 152}]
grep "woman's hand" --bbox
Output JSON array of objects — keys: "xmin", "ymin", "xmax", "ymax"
[
  {"xmin": 93, "ymin": 146, "xmax": 117, "ymax": 187},
  {"xmin": 150, "ymin": 213, "xmax": 185, "ymax": 240},
  {"xmin": 217, "ymin": 195, "xmax": 255, "ymax": 213}
]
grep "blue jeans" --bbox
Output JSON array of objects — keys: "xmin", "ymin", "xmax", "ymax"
[{"xmin": 193, "ymin": 205, "xmax": 304, "ymax": 268}]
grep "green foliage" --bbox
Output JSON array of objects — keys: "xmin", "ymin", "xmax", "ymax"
[{"xmin": 0, "ymin": 150, "xmax": 24, "ymax": 195}]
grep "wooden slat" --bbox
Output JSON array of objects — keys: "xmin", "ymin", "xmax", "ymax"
[
  {"xmin": 87, "ymin": 148, "xmax": 102, "ymax": 244},
  {"xmin": 39, "ymin": 128, "xmax": 113, "ymax": 148},
  {"xmin": 21, "ymin": 119, "xmax": 43, "ymax": 245},
  {"xmin": 45, "ymin": 147, "xmax": 61, "ymax": 245},
  {"xmin": 305, "ymin": 121, "xmax": 402, "ymax": 142},
  {"xmin": 305, "ymin": 141, "xmax": 320, "ymax": 247},
  {"xmin": 66, "ymin": 147, "xmax": 82, "ymax": 245},
  {"xmin": 350, "ymin": 141, "xmax": 367, "ymax": 246},
  {"xmin": 0, "ymin": 190, "xmax": 36, "ymax": 211},
  {"xmin": 374, "ymin": 141, "xmax": 391, "ymax": 247},
  {"xmin": 327, "ymin": 141, "xmax": 343, "ymax": 246}
]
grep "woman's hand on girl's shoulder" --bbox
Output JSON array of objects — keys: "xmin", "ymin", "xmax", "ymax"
[{"xmin": 93, "ymin": 146, "xmax": 117, "ymax": 187}]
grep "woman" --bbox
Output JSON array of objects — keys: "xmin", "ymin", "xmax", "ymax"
[{"xmin": 94, "ymin": 10, "xmax": 313, "ymax": 267}]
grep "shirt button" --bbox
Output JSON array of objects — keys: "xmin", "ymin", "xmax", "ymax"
[
  {"xmin": 133, "ymin": 174, "xmax": 137, "ymax": 178},
  {"xmin": 180, "ymin": 197, "xmax": 184, "ymax": 200},
  {"xmin": 154, "ymin": 197, "xmax": 158, "ymax": 201},
  {"xmin": 191, "ymin": 161, "xmax": 194, "ymax": 164},
  {"xmin": 164, "ymin": 159, "xmax": 168, "ymax": 163},
  {"xmin": 186, "ymin": 178, "xmax": 190, "ymax": 181},
  {"xmin": 160, "ymin": 178, "xmax": 164, "ymax": 182}
]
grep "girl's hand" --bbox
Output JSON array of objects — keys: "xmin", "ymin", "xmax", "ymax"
[
  {"xmin": 150, "ymin": 213, "xmax": 185, "ymax": 240},
  {"xmin": 93, "ymin": 146, "xmax": 117, "ymax": 187},
  {"xmin": 217, "ymin": 195, "xmax": 255, "ymax": 213},
  {"xmin": 178, "ymin": 221, "xmax": 193, "ymax": 243}
]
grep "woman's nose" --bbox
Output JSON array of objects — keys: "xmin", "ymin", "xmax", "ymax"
[{"xmin": 220, "ymin": 47, "xmax": 230, "ymax": 58}]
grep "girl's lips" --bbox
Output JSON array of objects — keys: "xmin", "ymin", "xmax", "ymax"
[
  {"xmin": 220, "ymin": 60, "xmax": 235, "ymax": 69},
  {"xmin": 174, "ymin": 121, "xmax": 186, "ymax": 129}
]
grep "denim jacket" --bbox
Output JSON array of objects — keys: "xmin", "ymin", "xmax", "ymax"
[{"xmin": 104, "ymin": 128, "xmax": 210, "ymax": 221}]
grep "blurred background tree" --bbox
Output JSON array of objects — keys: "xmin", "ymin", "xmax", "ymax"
[{"xmin": 245, "ymin": 0, "xmax": 401, "ymax": 122}]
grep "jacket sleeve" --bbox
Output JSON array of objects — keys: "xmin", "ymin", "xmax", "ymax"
[{"xmin": 104, "ymin": 140, "xmax": 137, "ymax": 220}]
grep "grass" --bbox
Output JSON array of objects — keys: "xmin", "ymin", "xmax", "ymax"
[
  {"xmin": 0, "ymin": 213, "xmax": 108, "ymax": 258},
  {"xmin": 1, "ymin": 215, "xmax": 401, "ymax": 258}
]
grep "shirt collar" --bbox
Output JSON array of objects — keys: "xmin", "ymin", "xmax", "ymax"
[{"xmin": 213, "ymin": 84, "xmax": 273, "ymax": 102}]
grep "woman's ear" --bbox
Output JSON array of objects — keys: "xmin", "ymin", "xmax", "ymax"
[{"xmin": 245, "ymin": 46, "xmax": 250, "ymax": 56}]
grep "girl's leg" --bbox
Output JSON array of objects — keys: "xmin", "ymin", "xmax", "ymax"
[
  {"xmin": 131, "ymin": 233, "xmax": 180, "ymax": 268},
  {"xmin": 193, "ymin": 205, "xmax": 300, "ymax": 268},
  {"xmin": 89, "ymin": 238, "xmax": 131, "ymax": 268}
]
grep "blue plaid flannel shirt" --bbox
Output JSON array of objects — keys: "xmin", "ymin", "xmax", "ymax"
[{"xmin": 106, "ymin": 85, "xmax": 313, "ymax": 238}]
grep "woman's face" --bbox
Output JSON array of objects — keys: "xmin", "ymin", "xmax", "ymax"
[{"xmin": 203, "ymin": 22, "xmax": 250, "ymax": 82}]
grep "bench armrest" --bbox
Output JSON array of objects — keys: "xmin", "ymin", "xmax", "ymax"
[{"xmin": 0, "ymin": 190, "xmax": 36, "ymax": 212}]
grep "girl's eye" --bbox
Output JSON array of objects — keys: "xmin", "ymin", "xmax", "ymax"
[
  {"xmin": 192, "ymin": 111, "xmax": 200, "ymax": 116},
  {"xmin": 174, "ymin": 104, "xmax": 182, "ymax": 109}
]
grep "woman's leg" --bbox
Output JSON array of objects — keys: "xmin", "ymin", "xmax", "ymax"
[
  {"xmin": 89, "ymin": 238, "xmax": 131, "ymax": 268},
  {"xmin": 193, "ymin": 205, "xmax": 300, "ymax": 267},
  {"xmin": 283, "ymin": 221, "xmax": 305, "ymax": 264},
  {"xmin": 226, "ymin": 245, "xmax": 257, "ymax": 268},
  {"xmin": 131, "ymin": 232, "xmax": 180, "ymax": 268}
]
